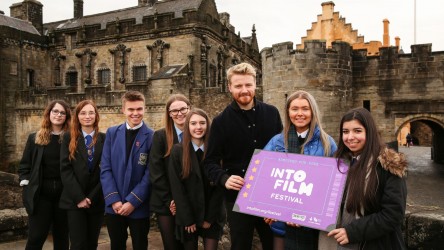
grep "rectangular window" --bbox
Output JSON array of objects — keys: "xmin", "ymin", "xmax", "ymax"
[
  {"xmin": 208, "ymin": 64, "xmax": 217, "ymax": 87},
  {"xmin": 10, "ymin": 62, "xmax": 18, "ymax": 75},
  {"xmin": 27, "ymin": 69, "xmax": 35, "ymax": 87},
  {"xmin": 363, "ymin": 100, "xmax": 371, "ymax": 112},
  {"xmin": 65, "ymin": 34, "xmax": 76, "ymax": 50},
  {"xmin": 133, "ymin": 66, "xmax": 147, "ymax": 82},
  {"xmin": 66, "ymin": 72, "xmax": 78, "ymax": 92},
  {"xmin": 98, "ymin": 69, "xmax": 111, "ymax": 84}
]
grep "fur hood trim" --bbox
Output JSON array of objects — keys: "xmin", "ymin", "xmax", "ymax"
[{"xmin": 378, "ymin": 147, "xmax": 408, "ymax": 178}]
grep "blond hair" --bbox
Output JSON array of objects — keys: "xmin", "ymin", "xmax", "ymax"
[{"xmin": 226, "ymin": 62, "xmax": 256, "ymax": 85}]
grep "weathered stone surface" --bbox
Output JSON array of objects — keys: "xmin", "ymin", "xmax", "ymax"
[
  {"xmin": 406, "ymin": 212, "xmax": 444, "ymax": 250},
  {"xmin": 0, "ymin": 0, "xmax": 262, "ymax": 172},
  {"xmin": 0, "ymin": 208, "xmax": 28, "ymax": 242}
]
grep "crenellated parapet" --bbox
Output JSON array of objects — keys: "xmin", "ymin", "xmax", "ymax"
[{"xmin": 262, "ymin": 39, "xmax": 353, "ymax": 139}]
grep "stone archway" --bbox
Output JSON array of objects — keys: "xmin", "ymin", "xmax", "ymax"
[{"xmin": 395, "ymin": 114, "xmax": 444, "ymax": 163}]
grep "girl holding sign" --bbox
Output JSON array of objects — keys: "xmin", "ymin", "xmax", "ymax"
[
  {"xmin": 168, "ymin": 109, "xmax": 225, "ymax": 250},
  {"xmin": 328, "ymin": 107, "xmax": 407, "ymax": 249},
  {"xmin": 264, "ymin": 90, "xmax": 337, "ymax": 250}
]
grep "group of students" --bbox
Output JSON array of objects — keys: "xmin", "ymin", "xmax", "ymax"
[{"xmin": 18, "ymin": 62, "xmax": 407, "ymax": 250}]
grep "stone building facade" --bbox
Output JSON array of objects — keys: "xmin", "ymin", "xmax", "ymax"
[{"xmin": 0, "ymin": 0, "xmax": 261, "ymax": 171}]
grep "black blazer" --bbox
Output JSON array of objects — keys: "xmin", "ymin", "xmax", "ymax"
[
  {"xmin": 168, "ymin": 143, "xmax": 225, "ymax": 227},
  {"xmin": 149, "ymin": 128, "xmax": 179, "ymax": 214},
  {"xmin": 18, "ymin": 133, "xmax": 46, "ymax": 215},
  {"xmin": 59, "ymin": 132, "xmax": 105, "ymax": 212}
]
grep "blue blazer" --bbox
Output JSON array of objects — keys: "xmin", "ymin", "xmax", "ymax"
[{"xmin": 100, "ymin": 122, "xmax": 154, "ymax": 219}]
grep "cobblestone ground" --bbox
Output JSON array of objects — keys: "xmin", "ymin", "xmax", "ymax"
[{"xmin": 400, "ymin": 146, "xmax": 444, "ymax": 213}]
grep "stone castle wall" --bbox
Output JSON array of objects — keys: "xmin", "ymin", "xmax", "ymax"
[
  {"xmin": 352, "ymin": 44, "xmax": 444, "ymax": 143},
  {"xmin": 0, "ymin": 36, "xmax": 50, "ymax": 170},
  {"xmin": 262, "ymin": 40, "xmax": 444, "ymax": 145},
  {"xmin": 10, "ymin": 83, "xmax": 234, "ymax": 170},
  {"xmin": 262, "ymin": 40, "xmax": 353, "ymax": 141},
  {"xmin": 1, "ymin": 0, "xmax": 261, "ymax": 170}
]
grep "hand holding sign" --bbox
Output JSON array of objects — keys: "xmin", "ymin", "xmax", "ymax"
[
  {"xmin": 225, "ymin": 175, "xmax": 245, "ymax": 190},
  {"xmin": 233, "ymin": 149, "xmax": 348, "ymax": 232}
]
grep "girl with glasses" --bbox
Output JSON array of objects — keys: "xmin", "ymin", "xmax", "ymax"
[
  {"xmin": 149, "ymin": 94, "xmax": 191, "ymax": 249},
  {"xmin": 18, "ymin": 100, "xmax": 71, "ymax": 249},
  {"xmin": 59, "ymin": 100, "xmax": 105, "ymax": 249}
]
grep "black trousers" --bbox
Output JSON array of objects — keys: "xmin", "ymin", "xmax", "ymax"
[
  {"xmin": 106, "ymin": 213, "xmax": 150, "ymax": 250},
  {"xmin": 67, "ymin": 209, "xmax": 104, "ymax": 250},
  {"xmin": 25, "ymin": 194, "xmax": 69, "ymax": 250},
  {"xmin": 225, "ymin": 201, "xmax": 273, "ymax": 250}
]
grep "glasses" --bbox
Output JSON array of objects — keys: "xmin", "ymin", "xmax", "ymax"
[
  {"xmin": 169, "ymin": 107, "xmax": 189, "ymax": 116},
  {"xmin": 79, "ymin": 111, "xmax": 96, "ymax": 117},
  {"xmin": 51, "ymin": 109, "xmax": 66, "ymax": 116}
]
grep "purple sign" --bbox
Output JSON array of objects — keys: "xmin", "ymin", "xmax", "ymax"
[{"xmin": 233, "ymin": 149, "xmax": 348, "ymax": 232}]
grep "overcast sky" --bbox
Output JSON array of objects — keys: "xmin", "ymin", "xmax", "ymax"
[{"xmin": 1, "ymin": 0, "xmax": 443, "ymax": 53}]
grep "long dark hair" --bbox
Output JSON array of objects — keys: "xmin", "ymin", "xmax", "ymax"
[
  {"xmin": 181, "ymin": 109, "xmax": 211, "ymax": 179},
  {"xmin": 69, "ymin": 100, "xmax": 100, "ymax": 160},
  {"xmin": 335, "ymin": 107, "xmax": 384, "ymax": 216}
]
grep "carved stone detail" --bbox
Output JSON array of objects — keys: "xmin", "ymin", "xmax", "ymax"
[
  {"xmin": 75, "ymin": 48, "xmax": 97, "ymax": 84},
  {"xmin": 200, "ymin": 35, "xmax": 212, "ymax": 87},
  {"xmin": 109, "ymin": 44, "xmax": 131, "ymax": 83},
  {"xmin": 50, "ymin": 51, "xmax": 66, "ymax": 86},
  {"xmin": 146, "ymin": 39, "xmax": 170, "ymax": 74}
]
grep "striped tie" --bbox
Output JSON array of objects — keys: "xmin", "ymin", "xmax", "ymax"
[{"xmin": 85, "ymin": 135, "xmax": 94, "ymax": 172}]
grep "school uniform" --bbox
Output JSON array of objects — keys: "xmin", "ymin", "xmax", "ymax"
[
  {"xmin": 168, "ymin": 143, "xmax": 225, "ymax": 244},
  {"xmin": 100, "ymin": 122, "xmax": 154, "ymax": 250},
  {"xmin": 149, "ymin": 127, "xmax": 184, "ymax": 249},
  {"xmin": 59, "ymin": 131, "xmax": 105, "ymax": 250},
  {"xmin": 149, "ymin": 127, "xmax": 179, "ymax": 215},
  {"xmin": 18, "ymin": 133, "xmax": 69, "ymax": 250}
]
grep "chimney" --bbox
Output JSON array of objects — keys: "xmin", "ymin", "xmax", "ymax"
[
  {"xmin": 10, "ymin": 0, "xmax": 43, "ymax": 34},
  {"xmin": 139, "ymin": 0, "xmax": 157, "ymax": 7},
  {"xmin": 383, "ymin": 19, "xmax": 390, "ymax": 47},
  {"xmin": 321, "ymin": 1, "xmax": 335, "ymax": 20},
  {"xmin": 148, "ymin": 0, "xmax": 157, "ymax": 6},
  {"xmin": 74, "ymin": 0, "xmax": 83, "ymax": 19},
  {"xmin": 395, "ymin": 36, "xmax": 400, "ymax": 50}
]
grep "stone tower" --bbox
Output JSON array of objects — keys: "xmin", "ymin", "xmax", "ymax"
[{"xmin": 9, "ymin": 0, "xmax": 43, "ymax": 34}]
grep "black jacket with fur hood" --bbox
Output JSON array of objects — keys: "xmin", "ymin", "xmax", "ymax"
[{"xmin": 344, "ymin": 147, "xmax": 408, "ymax": 250}]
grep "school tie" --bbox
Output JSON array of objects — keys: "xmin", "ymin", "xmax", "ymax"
[
  {"xmin": 298, "ymin": 135, "xmax": 305, "ymax": 145},
  {"xmin": 178, "ymin": 132, "xmax": 183, "ymax": 143},
  {"xmin": 196, "ymin": 148, "xmax": 204, "ymax": 163},
  {"xmin": 85, "ymin": 135, "xmax": 94, "ymax": 172},
  {"xmin": 351, "ymin": 157, "xmax": 357, "ymax": 166}
]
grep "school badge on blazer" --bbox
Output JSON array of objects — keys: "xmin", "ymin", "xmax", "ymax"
[{"xmin": 138, "ymin": 153, "xmax": 148, "ymax": 165}]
